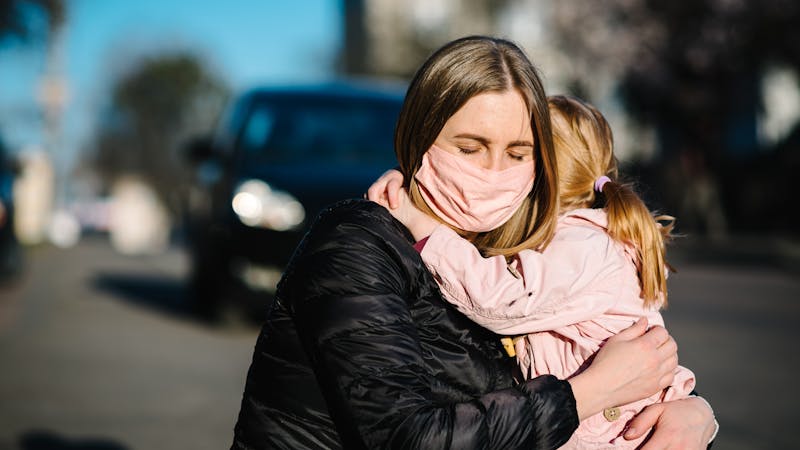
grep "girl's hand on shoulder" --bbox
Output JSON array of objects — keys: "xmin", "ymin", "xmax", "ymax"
[
  {"xmin": 389, "ymin": 189, "xmax": 437, "ymax": 240},
  {"xmin": 367, "ymin": 169, "xmax": 437, "ymax": 240},
  {"xmin": 367, "ymin": 169, "xmax": 405, "ymax": 209},
  {"xmin": 624, "ymin": 396, "xmax": 717, "ymax": 449}
]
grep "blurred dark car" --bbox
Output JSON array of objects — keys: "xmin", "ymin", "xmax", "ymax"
[
  {"xmin": 183, "ymin": 81, "xmax": 405, "ymax": 318},
  {"xmin": 0, "ymin": 136, "xmax": 22, "ymax": 281}
]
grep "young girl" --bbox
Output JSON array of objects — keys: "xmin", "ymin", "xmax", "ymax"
[{"xmin": 368, "ymin": 95, "xmax": 701, "ymax": 449}]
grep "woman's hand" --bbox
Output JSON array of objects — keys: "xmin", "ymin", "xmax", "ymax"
[
  {"xmin": 367, "ymin": 169, "xmax": 438, "ymax": 241},
  {"xmin": 624, "ymin": 396, "xmax": 717, "ymax": 449},
  {"xmin": 568, "ymin": 317, "xmax": 678, "ymax": 420}
]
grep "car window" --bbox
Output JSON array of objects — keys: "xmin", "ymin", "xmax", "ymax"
[
  {"xmin": 0, "ymin": 143, "xmax": 12, "ymax": 201},
  {"xmin": 238, "ymin": 95, "xmax": 399, "ymax": 166}
]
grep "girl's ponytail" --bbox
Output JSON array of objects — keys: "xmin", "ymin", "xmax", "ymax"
[
  {"xmin": 549, "ymin": 95, "xmax": 676, "ymax": 309},
  {"xmin": 597, "ymin": 177, "xmax": 674, "ymax": 308}
]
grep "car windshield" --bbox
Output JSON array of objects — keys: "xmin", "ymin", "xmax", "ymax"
[{"xmin": 238, "ymin": 94, "xmax": 401, "ymax": 167}]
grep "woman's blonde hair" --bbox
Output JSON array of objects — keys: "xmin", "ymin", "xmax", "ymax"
[
  {"xmin": 548, "ymin": 95, "xmax": 675, "ymax": 308},
  {"xmin": 395, "ymin": 36, "xmax": 559, "ymax": 258}
]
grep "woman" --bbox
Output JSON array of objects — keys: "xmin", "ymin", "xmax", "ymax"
[
  {"xmin": 231, "ymin": 36, "xmax": 715, "ymax": 449},
  {"xmin": 367, "ymin": 95, "xmax": 710, "ymax": 448}
]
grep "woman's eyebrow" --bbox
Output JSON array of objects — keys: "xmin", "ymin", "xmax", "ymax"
[
  {"xmin": 453, "ymin": 134, "xmax": 534, "ymax": 148},
  {"xmin": 453, "ymin": 133, "xmax": 490, "ymax": 145},
  {"xmin": 508, "ymin": 140, "xmax": 534, "ymax": 148}
]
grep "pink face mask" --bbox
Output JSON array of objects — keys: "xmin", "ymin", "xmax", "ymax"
[{"xmin": 414, "ymin": 145, "xmax": 535, "ymax": 232}]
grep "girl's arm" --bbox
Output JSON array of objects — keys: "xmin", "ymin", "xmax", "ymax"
[
  {"xmin": 368, "ymin": 169, "xmax": 623, "ymax": 335},
  {"xmin": 367, "ymin": 169, "xmax": 440, "ymax": 241},
  {"xmin": 422, "ymin": 224, "xmax": 625, "ymax": 335}
]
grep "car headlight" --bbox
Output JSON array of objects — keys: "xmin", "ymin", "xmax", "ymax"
[{"xmin": 232, "ymin": 179, "xmax": 305, "ymax": 231}]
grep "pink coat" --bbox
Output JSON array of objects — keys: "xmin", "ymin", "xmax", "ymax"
[{"xmin": 420, "ymin": 208, "xmax": 695, "ymax": 449}]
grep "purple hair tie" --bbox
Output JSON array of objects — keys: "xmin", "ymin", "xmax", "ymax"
[{"xmin": 594, "ymin": 176, "xmax": 612, "ymax": 193}]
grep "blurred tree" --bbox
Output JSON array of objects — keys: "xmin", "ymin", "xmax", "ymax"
[
  {"xmin": 553, "ymin": 0, "xmax": 799, "ymax": 155},
  {"xmin": 0, "ymin": 0, "xmax": 63, "ymax": 43},
  {"xmin": 89, "ymin": 53, "xmax": 228, "ymax": 218},
  {"xmin": 551, "ymin": 0, "xmax": 799, "ymax": 234}
]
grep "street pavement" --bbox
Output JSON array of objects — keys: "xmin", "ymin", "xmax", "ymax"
[
  {"xmin": 0, "ymin": 237, "xmax": 258, "ymax": 450},
  {"xmin": 659, "ymin": 236, "xmax": 800, "ymax": 450},
  {"xmin": 0, "ymin": 234, "xmax": 798, "ymax": 449}
]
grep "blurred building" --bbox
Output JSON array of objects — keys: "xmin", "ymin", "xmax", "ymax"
[
  {"xmin": 13, "ymin": 149, "xmax": 55, "ymax": 245},
  {"xmin": 759, "ymin": 66, "xmax": 800, "ymax": 148},
  {"xmin": 341, "ymin": 0, "xmax": 657, "ymax": 161},
  {"xmin": 344, "ymin": 0, "xmax": 800, "ymax": 156},
  {"xmin": 342, "ymin": 0, "xmax": 800, "ymax": 235},
  {"xmin": 108, "ymin": 176, "xmax": 171, "ymax": 256}
]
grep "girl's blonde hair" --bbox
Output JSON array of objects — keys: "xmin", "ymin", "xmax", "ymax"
[
  {"xmin": 395, "ymin": 36, "xmax": 559, "ymax": 258},
  {"xmin": 548, "ymin": 95, "xmax": 675, "ymax": 308}
]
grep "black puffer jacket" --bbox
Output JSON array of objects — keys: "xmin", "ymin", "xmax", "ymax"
[{"xmin": 232, "ymin": 199, "xmax": 578, "ymax": 449}]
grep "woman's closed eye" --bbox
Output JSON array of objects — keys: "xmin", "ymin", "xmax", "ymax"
[
  {"xmin": 458, "ymin": 147, "xmax": 480, "ymax": 155},
  {"xmin": 507, "ymin": 149, "xmax": 533, "ymax": 162}
]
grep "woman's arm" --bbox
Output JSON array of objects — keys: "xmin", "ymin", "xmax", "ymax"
[
  {"xmin": 566, "ymin": 317, "xmax": 679, "ymax": 420},
  {"xmin": 623, "ymin": 396, "xmax": 718, "ymax": 449},
  {"xmin": 281, "ymin": 201, "xmax": 579, "ymax": 449}
]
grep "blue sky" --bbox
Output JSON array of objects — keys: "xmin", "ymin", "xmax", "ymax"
[{"xmin": 0, "ymin": 0, "xmax": 343, "ymax": 172}]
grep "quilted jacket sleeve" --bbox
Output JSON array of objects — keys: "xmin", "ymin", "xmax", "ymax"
[{"xmin": 280, "ymin": 201, "xmax": 578, "ymax": 450}]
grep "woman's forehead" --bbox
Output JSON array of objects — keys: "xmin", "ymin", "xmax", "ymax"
[{"xmin": 442, "ymin": 91, "xmax": 534, "ymax": 143}]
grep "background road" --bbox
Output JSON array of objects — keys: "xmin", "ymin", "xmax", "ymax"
[
  {"xmin": 0, "ymin": 235, "xmax": 798, "ymax": 449},
  {"xmin": 0, "ymin": 238, "xmax": 257, "ymax": 450}
]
